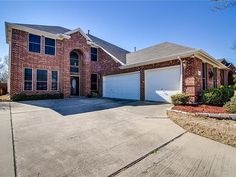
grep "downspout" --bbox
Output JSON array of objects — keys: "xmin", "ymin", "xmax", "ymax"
[{"xmin": 178, "ymin": 56, "xmax": 183, "ymax": 93}]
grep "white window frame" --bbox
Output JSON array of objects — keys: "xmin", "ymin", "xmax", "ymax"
[
  {"xmin": 36, "ymin": 69, "xmax": 48, "ymax": 91},
  {"xmin": 91, "ymin": 73, "xmax": 98, "ymax": 91},
  {"xmin": 28, "ymin": 33, "xmax": 41, "ymax": 54},
  {"xmin": 51, "ymin": 70, "xmax": 59, "ymax": 91},
  {"xmin": 23, "ymin": 67, "xmax": 33, "ymax": 91},
  {"xmin": 91, "ymin": 47, "xmax": 98, "ymax": 62},
  {"xmin": 44, "ymin": 37, "xmax": 56, "ymax": 56}
]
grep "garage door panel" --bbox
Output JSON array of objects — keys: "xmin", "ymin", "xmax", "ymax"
[
  {"xmin": 145, "ymin": 66, "xmax": 181, "ymax": 103},
  {"xmin": 103, "ymin": 72, "xmax": 140, "ymax": 100}
]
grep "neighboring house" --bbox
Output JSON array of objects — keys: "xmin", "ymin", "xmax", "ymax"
[
  {"xmin": 218, "ymin": 58, "xmax": 235, "ymax": 85},
  {"xmin": 5, "ymin": 22, "xmax": 231, "ymax": 103}
]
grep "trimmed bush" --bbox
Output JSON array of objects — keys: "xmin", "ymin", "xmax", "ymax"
[
  {"xmin": 171, "ymin": 93, "xmax": 190, "ymax": 105},
  {"xmin": 201, "ymin": 86, "xmax": 234, "ymax": 106},
  {"xmin": 224, "ymin": 96, "xmax": 236, "ymax": 113},
  {"xmin": 11, "ymin": 93, "xmax": 64, "ymax": 101}
]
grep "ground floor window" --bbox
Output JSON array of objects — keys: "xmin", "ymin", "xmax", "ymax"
[
  {"xmin": 213, "ymin": 68, "xmax": 217, "ymax": 88},
  {"xmin": 202, "ymin": 63, "xmax": 207, "ymax": 90},
  {"xmin": 91, "ymin": 74, "xmax": 98, "ymax": 91},
  {"xmin": 24, "ymin": 68, "xmax": 32, "ymax": 90},
  {"xmin": 37, "ymin": 69, "xmax": 48, "ymax": 90},
  {"xmin": 51, "ymin": 71, "xmax": 58, "ymax": 90},
  {"xmin": 220, "ymin": 70, "xmax": 225, "ymax": 85}
]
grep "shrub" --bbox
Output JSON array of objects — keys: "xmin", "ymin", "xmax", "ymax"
[
  {"xmin": 224, "ymin": 96, "xmax": 236, "ymax": 113},
  {"xmin": 11, "ymin": 93, "xmax": 64, "ymax": 101},
  {"xmin": 201, "ymin": 86, "xmax": 234, "ymax": 106},
  {"xmin": 171, "ymin": 93, "xmax": 190, "ymax": 105}
]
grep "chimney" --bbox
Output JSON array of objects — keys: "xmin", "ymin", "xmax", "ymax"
[
  {"xmin": 88, "ymin": 30, "xmax": 90, "ymax": 35},
  {"xmin": 134, "ymin": 47, "xmax": 136, "ymax": 52}
]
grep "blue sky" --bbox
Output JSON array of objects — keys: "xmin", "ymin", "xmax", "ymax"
[{"xmin": 0, "ymin": 1, "xmax": 236, "ymax": 64}]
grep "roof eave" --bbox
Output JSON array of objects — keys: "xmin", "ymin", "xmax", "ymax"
[
  {"xmin": 196, "ymin": 49, "xmax": 227, "ymax": 69},
  {"xmin": 121, "ymin": 49, "xmax": 227, "ymax": 69},
  {"xmin": 120, "ymin": 50, "xmax": 197, "ymax": 69},
  {"xmin": 5, "ymin": 22, "xmax": 71, "ymax": 44}
]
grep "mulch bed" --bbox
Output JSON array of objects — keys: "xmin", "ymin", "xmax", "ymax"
[{"xmin": 172, "ymin": 105, "xmax": 228, "ymax": 114}]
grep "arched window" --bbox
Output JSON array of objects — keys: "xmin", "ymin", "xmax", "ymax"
[{"xmin": 70, "ymin": 51, "xmax": 79, "ymax": 73}]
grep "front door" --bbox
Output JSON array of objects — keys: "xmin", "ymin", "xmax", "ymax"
[{"xmin": 71, "ymin": 77, "xmax": 79, "ymax": 95}]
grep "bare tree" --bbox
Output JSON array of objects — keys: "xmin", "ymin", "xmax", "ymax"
[
  {"xmin": 0, "ymin": 56, "xmax": 9, "ymax": 83},
  {"xmin": 211, "ymin": 0, "xmax": 236, "ymax": 10}
]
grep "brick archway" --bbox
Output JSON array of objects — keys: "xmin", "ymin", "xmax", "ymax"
[{"xmin": 69, "ymin": 49, "xmax": 84, "ymax": 96}]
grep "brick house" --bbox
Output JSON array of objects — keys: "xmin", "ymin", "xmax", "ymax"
[{"xmin": 5, "ymin": 22, "xmax": 234, "ymax": 103}]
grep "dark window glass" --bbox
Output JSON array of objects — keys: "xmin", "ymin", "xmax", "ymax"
[
  {"xmin": 45, "ymin": 38, "xmax": 55, "ymax": 55},
  {"xmin": 213, "ymin": 68, "xmax": 217, "ymax": 88},
  {"xmin": 70, "ymin": 51, "xmax": 79, "ymax": 73},
  {"xmin": 29, "ymin": 34, "xmax": 41, "ymax": 53},
  {"xmin": 91, "ymin": 47, "xmax": 98, "ymax": 61},
  {"xmin": 51, "ymin": 71, "xmax": 58, "ymax": 90},
  {"xmin": 37, "ymin": 70, "xmax": 47, "ymax": 90},
  {"xmin": 70, "ymin": 67, "xmax": 79, "ymax": 73},
  {"xmin": 202, "ymin": 63, "xmax": 207, "ymax": 90},
  {"xmin": 24, "ymin": 68, "xmax": 32, "ymax": 90},
  {"xmin": 91, "ymin": 74, "xmax": 97, "ymax": 91}
]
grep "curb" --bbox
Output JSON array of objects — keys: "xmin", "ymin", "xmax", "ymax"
[{"xmin": 168, "ymin": 109, "xmax": 236, "ymax": 120}]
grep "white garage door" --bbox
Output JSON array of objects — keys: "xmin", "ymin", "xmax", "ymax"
[
  {"xmin": 103, "ymin": 72, "xmax": 140, "ymax": 100},
  {"xmin": 145, "ymin": 65, "xmax": 181, "ymax": 103}
]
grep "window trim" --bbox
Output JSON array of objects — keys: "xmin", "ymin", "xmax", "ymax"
[
  {"xmin": 91, "ymin": 73, "xmax": 98, "ymax": 91},
  {"xmin": 213, "ymin": 67, "xmax": 217, "ymax": 88},
  {"xmin": 70, "ymin": 51, "xmax": 80, "ymax": 74},
  {"xmin": 28, "ymin": 33, "xmax": 41, "ymax": 54},
  {"xmin": 36, "ymin": 69, "xmax": 48, "ymax": 91},
  {"xmin": 51, "ymin": 70, "xmax": 59, "ymax": 91},
  {"xmin": 91, "ymin": 47, "xmax": 98, "ymax": 61},
  {"xmin": 44, "ymin": 37, "xmax": 56, "ymax": 56},
  {"xmin": 202, "ymin": 62, "xmax": 207, "ymax": 90},
  {"xmin": 23, "ymin": 67, "xmax": 33, "ymax": 91}
]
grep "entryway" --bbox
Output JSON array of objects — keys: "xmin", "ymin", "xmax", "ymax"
[{"xmin": 70, "ymin": 76, "xmax": 79, "ymax": 95}]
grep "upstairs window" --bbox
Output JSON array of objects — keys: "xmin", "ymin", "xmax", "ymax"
[
  {"xmin": 70, "ymin": 51, "xmax": 79, "ymax": 73},
  {"xmin": 91, "ymin": 74, "xmax": 98, "ymax": 91},
  {"xmin": 37, "ymin": 69, "xmax": 47, "ymax": 90},
  {"xmin": 51, "ymin": 71, "xmax": 58, "ymax": 90},
  {"xmin": 91, "ymin": 47, "xmax": 98, "ymax": 61},
  {"xmin": 24, "ymin": 68, "xmax": 32, "ymax": 90},
  {"xmin": 29, "ymin": 34, "xmax": 41, "ymax": 53},
  {"xmin": 45, "ymin": 38, "xmax": 55, "ymax": 55}
]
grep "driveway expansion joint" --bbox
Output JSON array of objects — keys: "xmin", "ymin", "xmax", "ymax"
[
  {"xmin": 108, "ymin": 131, "xmax": 187, "ymax": 177},
  {"xmin": 9, "ymin": 102, "xmax": 17, "ymax": 177}
]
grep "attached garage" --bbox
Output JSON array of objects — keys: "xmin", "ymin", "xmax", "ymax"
[
  {"xmin": 145, "ymin": 65, "xmax": 182, "ymax": 103},
  {"xmin": 103, "ymin": 72, "xmax": 140, "ymax": 100}
]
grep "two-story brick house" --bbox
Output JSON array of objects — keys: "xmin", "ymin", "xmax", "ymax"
[{"xmin": 5, "ymin": 22, "xmax": 234, "ymax": 103}]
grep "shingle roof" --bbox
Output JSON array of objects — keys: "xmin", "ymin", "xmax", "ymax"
[
  {"xmin": 11, "ymin": 23, "xmax": 129, "ymax": 64},
  {"xmin": 88, "ymin": 34, "xmax": 130, "ymax": 64},
  {"xmin": 14, "ymin": 23, "xmax": 71, "ymax": 34},
  {"xmin": 126, "ymin": 42, "xmax": 195, "ymax": 65}
]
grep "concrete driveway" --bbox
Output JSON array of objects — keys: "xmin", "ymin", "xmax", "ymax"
[{"xmin": 1, "ymin": 98, "xmax": 236, "ymax": 177}]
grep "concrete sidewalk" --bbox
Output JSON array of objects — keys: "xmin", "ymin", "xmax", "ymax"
[{"xmin": 0, "ymin": 102, "xmax": 15, "ymax": 177}]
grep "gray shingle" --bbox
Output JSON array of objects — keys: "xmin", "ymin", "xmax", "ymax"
[
  {"xmin": 126, "ymin": 42, "xmax": 195, "ymax": 65},
  {"xmin": 88, "ymin": 34, "xmax": 130, "ymax": 64},
  {"xmin": 14, "ymin": 23, "xmax": 71, "ymax": 34}
]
